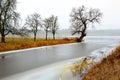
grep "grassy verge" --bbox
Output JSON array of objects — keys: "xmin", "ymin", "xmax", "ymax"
[
  {"xmin": 83, "ymin": 45, "xmax": 120, "ymax": 80},
  {"xmin": 0, "ymin": 37, "xmax": 77, "ymax": 52}
]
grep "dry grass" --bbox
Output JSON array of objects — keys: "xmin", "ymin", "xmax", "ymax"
[
  {"xmin": 70, "ymin": 58, "xmax": 91, "ymax": 77},
  {"xmin": 0, "ymin": 37, "xmax": 77, "ymax": 52},
  {"xmin": 83, "ymin": 45, "xmax": 120, "ymax": 80}
]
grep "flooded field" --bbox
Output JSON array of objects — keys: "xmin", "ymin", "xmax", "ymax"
[
  {"xmin": 0, "ymin": 36, "xmax": 120, "ymax": 80},
  {"xmin": 0, "ymin": 42, "xmax": 108, "ymax": 79},
  {"xmin": 1, "ymin": 44, "xmax": 116, "ymax": 80}
]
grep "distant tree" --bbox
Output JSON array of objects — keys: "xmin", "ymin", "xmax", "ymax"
[
  {"xmin": 25, "ymin": 13, "xmax": 42, "ymax": 41},
  {"xmin": 0, "ymin": 0, "xmax": 20, "ymax": 43},
  {"xmin": 70, "ymin": 6, "xmax": 102, "ymax": 42},
  {"xmin": 50, "ymin": 15, "xmax": 59, "ymax": 40},
  {"xmin": 43, "ymin": 17, "xmax": 51, "ymax": 40}
]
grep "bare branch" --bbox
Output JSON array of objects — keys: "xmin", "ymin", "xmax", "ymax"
[
  {"xmin": 24, "ymin": 13, "xmax": 42, "ymax": 41},
  {"xmin": 70, "ymin": 5, "xmax": 103, "ymax": 42},
  {"xmin": 0, "ymin": 0, "xmax": 21, "ymax": 42}
]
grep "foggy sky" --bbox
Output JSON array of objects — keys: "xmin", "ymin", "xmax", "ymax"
[{"xmin": 17, "ymin": 0, "xmax": 120, "ymax": 30}]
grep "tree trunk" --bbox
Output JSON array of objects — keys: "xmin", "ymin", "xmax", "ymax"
[
  {"xmin": 46, "ymin": 30, "xmax": 48, "ymax": 40},
  {"xmin": 78, "ymin": 24, "xmax": 87, "ymax": 42},
  {"xmin": 34, "ymin": 33, "xmax": 37, "ymax": 42},
  {"xmin": 1, "ymin": 35, "xmax": 5, "ymax": 43},
  {"xmin": 78, "ymin": 32, "xmax": 86, "ymax": 42},
  {"xmin": 53, "ymin": 33, "xmax": 55, "ymax": 40}
]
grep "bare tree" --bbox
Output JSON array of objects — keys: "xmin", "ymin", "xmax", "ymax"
[
  {"xmin": 43, "ymin": 18, "xmax": 51, "ymax": 40},
  {"xmin": 25, "ymin": 13, "xmax": 42, "ymax": 41},
  {"xmin": 70, "ymin": 6, "xmax": 102, "ymax": 42},
  {"xmin": 0, "ymin": 0, "xmax": 20, "ymax": 43},
  {"xmin": 50, "ymin": 15, "xmax": 59, "ymax": 40}
]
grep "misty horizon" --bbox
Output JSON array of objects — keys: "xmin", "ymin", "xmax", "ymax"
[{"xmin": 17, "ymin": 0, "xmax": 120, "ymax": 30}]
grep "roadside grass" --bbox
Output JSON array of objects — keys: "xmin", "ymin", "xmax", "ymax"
[
  {"xmin": 0, "ymin": 37, "xmax": 77, "ymax": 52},
  {"xmin": 83, "ymin": 45, "xmax": 120, "ymax": 80}
]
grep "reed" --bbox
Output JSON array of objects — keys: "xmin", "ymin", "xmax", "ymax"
[
  {"xmin": 0, "ymin": 37, "xmax": 77, "ymax": 52},
  {"xmin": 83, "ymin": 45, "xmax": 120, "ymax": 80}
]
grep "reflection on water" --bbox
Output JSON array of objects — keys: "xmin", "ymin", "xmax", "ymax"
[
  {"xmin": 59, "ymin": 68, "xmax": 74, "ymax": 80},
  {"xmin": 85, "ymin": 36, "xmax": 120, "ymax": 44},
  {"xmin": 24, "ymin": 62, "xmax": 76, "ymax": 80},
  {"xmin": 1, "ymin": 36, "xmax": 119, "ymax": 80},
  {"xmin": 2, "ymin": 44, "xmax": 115, "ymax": 80}
]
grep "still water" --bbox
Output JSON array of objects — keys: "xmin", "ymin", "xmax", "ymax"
[
  {"xmin": 0, "ymin": 36, "xmax": 120, "ymax": 80},
  {"xmin": 85, "ymin": 36, "xmax": 120, "ymax": 43}
]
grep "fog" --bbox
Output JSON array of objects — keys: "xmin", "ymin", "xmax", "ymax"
[{"xmin": 17, "ymin": 0, "xmax": 120, "ymax": 30}]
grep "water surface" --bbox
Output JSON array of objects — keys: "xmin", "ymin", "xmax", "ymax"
[
  {"xmin": 0, "ymin": 42, "xmax": 108, "ymax": 79},
  {"xmin": 1, "ymin": 36, "xmax": 120, "ymax": 79}
]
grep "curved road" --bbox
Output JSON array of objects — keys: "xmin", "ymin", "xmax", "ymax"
[{"xmin": 0, "ymin": 42, "xmax": 108, "ymax": 79}]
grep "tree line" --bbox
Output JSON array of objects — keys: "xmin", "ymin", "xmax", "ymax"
[
  {"xmin": 0, "ymin": 0, "xmax": 59, "ymax": 42},
  {"xmin": 0, "ymin": 0, "xmax": 102, "ymax": 43},
  {"xmin": 24, "ymin": 14, "xmax": 58, "ymax": 41}
]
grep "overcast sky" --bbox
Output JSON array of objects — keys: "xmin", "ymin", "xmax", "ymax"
[{"xmin": 17, "ymin": 0, "xmax": 120, "ymax": 30}]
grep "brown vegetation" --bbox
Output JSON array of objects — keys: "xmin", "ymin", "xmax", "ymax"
[
  {"xmin": 0, "ymin": 37, "xmax": 77, "ymax": 52},
  {"xmin": 83, "ymin": 45, "xmax": 120, "ymax": 80}
]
